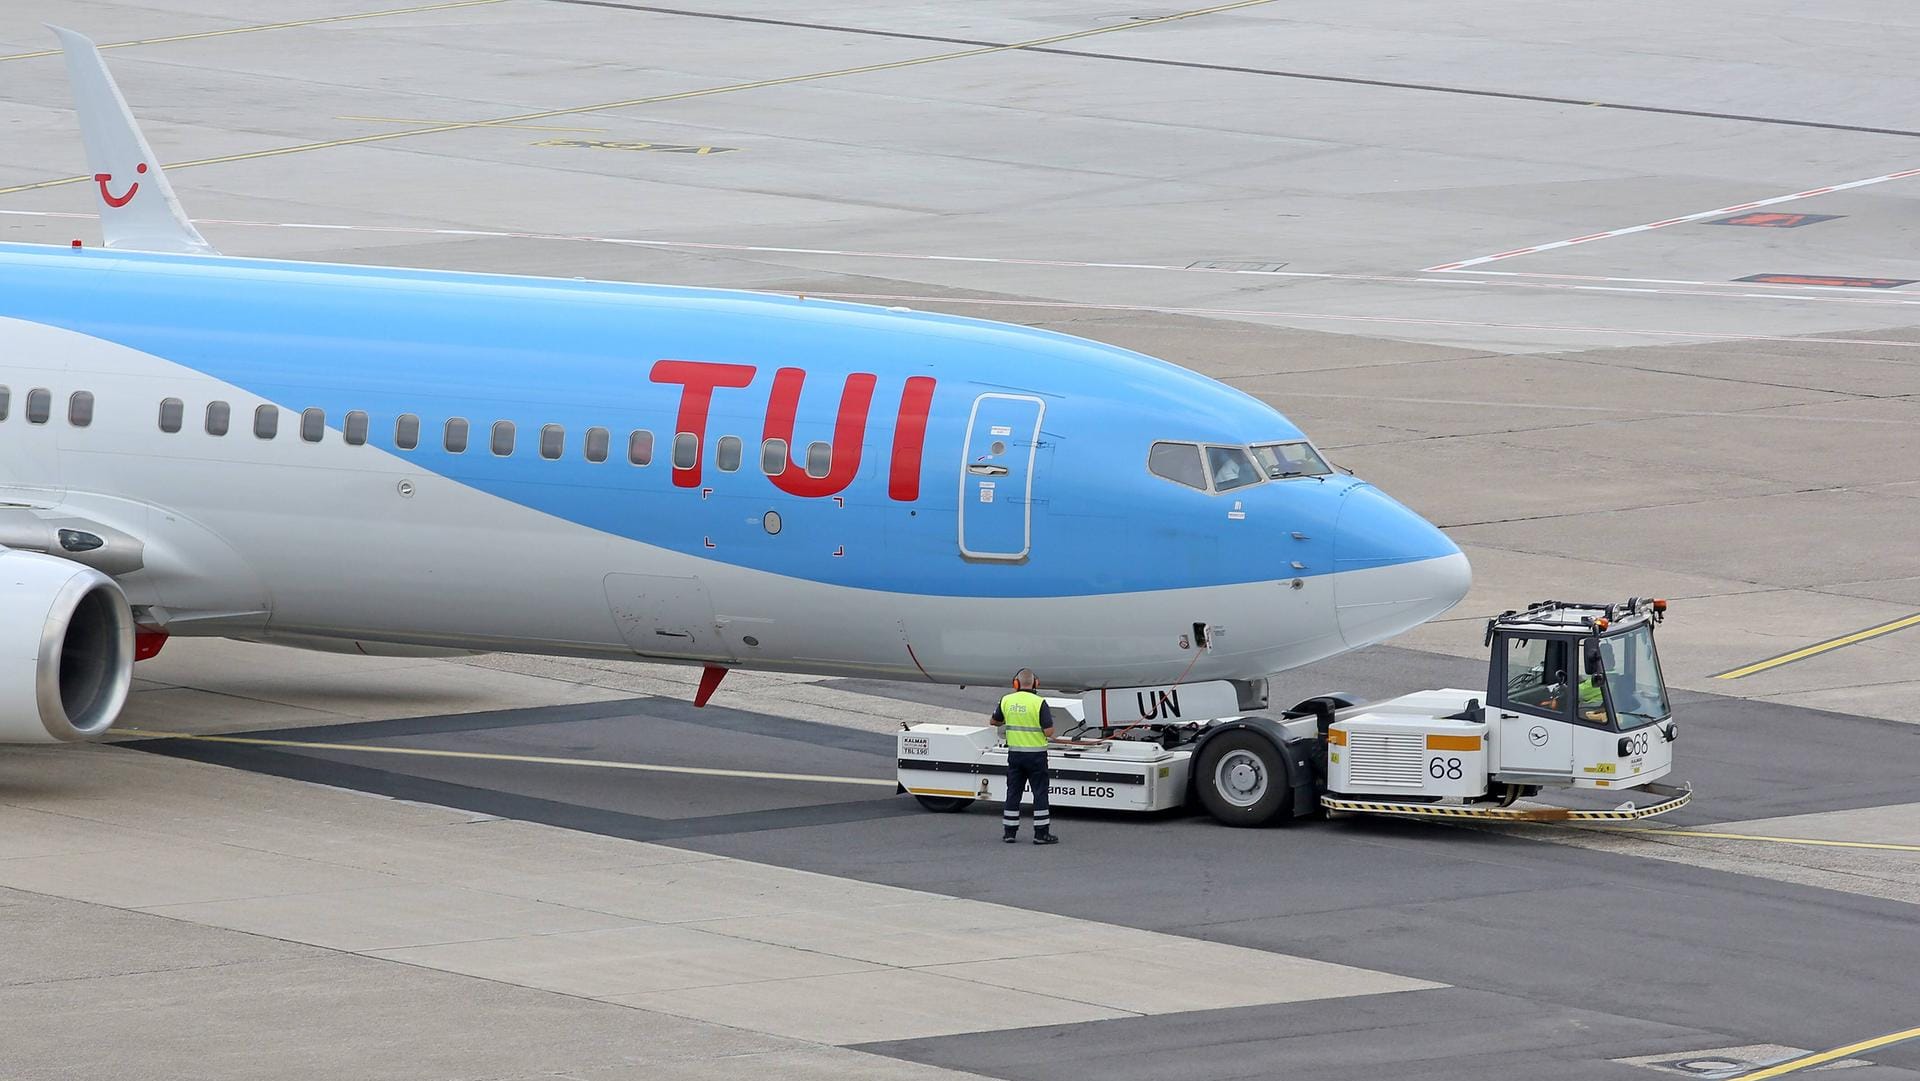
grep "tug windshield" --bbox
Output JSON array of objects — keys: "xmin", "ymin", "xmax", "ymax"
[{"xmin": 1598, "ymin": 624, "xmax": 1670, "ymax": 728}]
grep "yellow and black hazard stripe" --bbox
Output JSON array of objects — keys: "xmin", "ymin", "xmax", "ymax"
[{"xmin": 1321, "ymin": 786, "xmax": 1689, "ymax": 823}]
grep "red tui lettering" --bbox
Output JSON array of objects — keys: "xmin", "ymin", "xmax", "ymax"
[
  {"xmin": 651, "ymin": 359, "xmax": 756, "ymax": 488},
  {"xmin": 888, "ymin": 376, "xmax": 936, "ymax": 502},
  {"xmin": 763, "ymin": 367, "xmax": 875, "ymax": 498}
]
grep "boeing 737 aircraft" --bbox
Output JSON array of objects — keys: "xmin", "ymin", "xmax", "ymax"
[{"xmin": 0, "ymin": 29, "xmax": 1469, "ymax": 746}]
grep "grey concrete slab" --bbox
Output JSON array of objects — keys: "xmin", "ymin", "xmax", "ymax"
[{"xmin": 858, "ymin": 987, "xmax": 1723, "ymax": 1081}]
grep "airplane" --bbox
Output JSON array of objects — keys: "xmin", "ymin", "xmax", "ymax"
[{"xmin": 0, "ymin": 28, "xmax": 1470, "ymax": 746}]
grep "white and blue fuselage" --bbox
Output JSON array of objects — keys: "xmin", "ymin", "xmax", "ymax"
[{"xmin": 0, "ymin": 241, "xmax": 1467, "ymax": 692}]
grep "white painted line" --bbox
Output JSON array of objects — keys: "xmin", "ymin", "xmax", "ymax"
[
  {"xmin": 795, "ymin": 291, "xmax": 1920, "ymax": 352},
  {"xmin": 1422, "ymin": 166, "xmax": 1920, "ymax": 271},
  {"xmin": 10, "ymin": 211, "xmax": 1920, "ymax": 313},
  {"xmin": 1269, "ymin": 391, "xmax": 1916, "ymax": 426},
  {"xmin": 1444, "ymin": 267, "xmax": 1920, "ymax": 295},
  {"xmin": 7, "ymin": 211, "xmax": 1912, "ymax": 320},
  {"xmin": 120, "ymin": 728, "xmax": 900, "ymax": 787}
]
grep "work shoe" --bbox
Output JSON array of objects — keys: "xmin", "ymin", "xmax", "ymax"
[
  {"xmin": 1002, "ymin": 827, "xmax": 1018, "ymax": 843},
  {"xmin": 1032, "ymin": 829, "xmax": 1059, "ymax": 846}
]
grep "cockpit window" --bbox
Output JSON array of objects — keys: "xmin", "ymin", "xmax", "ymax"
[
  {"xmin": 1205, "ymin": 445, "xmax": 1260, "ymax": 492},
  {"xmin": 1252, "ymin": 441, "xmax": 1332, "ymax": 479},
  {"xmin": 1148, "ymin": 442, "xmax": 1206, "ymax": 490}
]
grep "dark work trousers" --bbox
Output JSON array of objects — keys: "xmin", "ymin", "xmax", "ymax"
[{"xmin": 1003, "ymin": 749, "xmax": 1051, "ymax": 832}]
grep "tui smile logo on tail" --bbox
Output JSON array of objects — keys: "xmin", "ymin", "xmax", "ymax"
[{"xmin": 94, "ymin": 162, "xmax": 146, "ymax": 208}]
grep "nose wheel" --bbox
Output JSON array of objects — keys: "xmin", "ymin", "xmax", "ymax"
[{"xmin": 1195, "ymin": 730, "xmax": 1292, "ymax": 827}]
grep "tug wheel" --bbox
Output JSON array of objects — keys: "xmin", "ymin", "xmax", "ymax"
[
  {"xmin": 1195, "ymin": 731, "xmax": 1291, "ymax": 827},
  {"xmin": 913, "ymin": 795, "xmax": 975, "ymax": 813}
]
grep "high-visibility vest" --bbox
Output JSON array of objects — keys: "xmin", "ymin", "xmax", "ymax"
[
  {"xmin": 1579, "ymin": 677, "xmax": 1605, "ymax": 706},
  {"xmin": 1000, "ymin": 691, "xmax": 1049, "ymax": 750}
]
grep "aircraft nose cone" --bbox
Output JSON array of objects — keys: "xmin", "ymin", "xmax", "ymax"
[{"xmin": 1330, "ymin": 483, "xmax": 1471, "ymax": 647}]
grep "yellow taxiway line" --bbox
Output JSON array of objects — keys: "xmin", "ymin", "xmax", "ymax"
[
  {"xmin": 0, "ymin": 0, "xmax": 1278, "ymax": 197},
  {"xmin": 0, "ymin": 0, "xmax": 506, "ymax": 64},
  {"xmin": 336, "ymin": 115, "xmax": 608, "ymax": 133},
  {"xmin": 119, "ymin": 728, "xmax": 897, "ymax": 788},
  {"xmin": 1612, "ymin": 827, "xmax": 1920, "ymax": 854},
  {"xmin": 1714, "ymin": 612, "xmax": 1920, "ymax": 679},
  {"xmin": 1723, "ymin": 1024, "xmax": 1920, "ymax": 1080}
]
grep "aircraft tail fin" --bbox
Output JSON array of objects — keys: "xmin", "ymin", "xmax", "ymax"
[{"xmin": 50, "ymin": 25, "xmax": 217, "ymax": 255}]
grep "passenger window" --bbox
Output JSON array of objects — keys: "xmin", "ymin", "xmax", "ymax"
[
  {"xmin": 672, "ymin": 433, "xmax": 697, "ymax": 470},
  {"xmin": 1205, "ymin": 445, "xmax": 1260, "ymax": 492},
  {"xmin": 761, "ymin": 437, "xmax": 789, "ymax": 476},
  {"xmin": 300, "ymin": 408, "xmax": 325, "ymax": 443},
  {"xmin": 805, "ymin": 441, "xmax": 831, "ymax": 479},
  {"xmin": 343, "ymin": 411, "xmax": 369, "ymax": 446},
  {"xmin": 206, "ymin": 401, "xmax": 231, "ymax": 436},
  {"xmin": 1147, "ymin": 442, "xmax": 1206, "ymax": 490},
  {"xmin": 0, "ymin": 385, "xmax": 9, "ymax": 421},
  {"xmin": 253, "ymin": 405, "xmax": 278, "ymax": 439},
  {"xmin": 540, "ymin": 424, "xmax": 564, "ymax": 460},
  {"xmin": 26, "ymin": 388, "xmax": 51, "ymax": 425},
  {"xmin": 584, "ymin": 427, "xmax": 609, "ymax": 463},
  {"xmin": 159, "ymin": 398, "xmax": 184, "ymax": 433},
  {"xmin": 69, "ymin": 392, "xmax": 94, "ymax": 428},
  {"xmin": 628, "ymin": 430, "xmax": 654, "ymax": 466},
  {"xmin": 395, "ymin": 414, "xmax": 420, "ymax": 450},
  {"xmin": 444, "ymin": 418, "xmax": 469, "ymax": 453},
  {"xmin": 492, "ymin": 420, "xmax": 515, "ymax": 456},
  {"xmin": 716, "ymin": 435, "xmax": 742, "ymax": 472}
]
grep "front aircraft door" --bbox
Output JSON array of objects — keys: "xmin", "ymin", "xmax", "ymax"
[{"xmin": 958, "ymin": 394, "xmax": 1044, "ymax": 561}]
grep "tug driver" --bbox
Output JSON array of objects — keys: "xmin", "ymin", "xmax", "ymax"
[{"xmin": 991, "ymin": 668, "xmax": 1059, "ymax": 845}]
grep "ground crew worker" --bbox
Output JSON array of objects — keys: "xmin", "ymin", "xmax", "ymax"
[
  {"xmin": 990, "ymin": 668, "xmax": 1058, "ymax": 845},
  {"xmin": 1578, "ymin": 671, "xmax": 1606, "ymax": 722}
]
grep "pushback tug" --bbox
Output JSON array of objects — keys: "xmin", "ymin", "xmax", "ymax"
[{"xmin": 898, "ymin": 598, "xmax": 1688, "ymax": 826}]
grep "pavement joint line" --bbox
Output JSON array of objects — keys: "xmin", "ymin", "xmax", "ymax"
[
  {"xmin": 541, "ymin": 2, "xmax": 1920, "ymax": 143},
  {"xmin": 0, "ymin": 0, "xmax": 508, "ymax": 64},
  {"xmin": 1722, "ymin": 1024, "xmax": 1920, "ymax": 1080},
  {"xmin": 117, "ymin": 728, "xmax": 898, "ymax": 787},
  {"xmin": 1713, "ymin": 613, "xmax": 1920, "ymax": 679},
  {"xmin": 1422, "ymin": 166, "xmax": 1920, "ymax": 272},
  {"xmin": 0, "ymin": 0, "xmax": 1279, "ymax": 198}
]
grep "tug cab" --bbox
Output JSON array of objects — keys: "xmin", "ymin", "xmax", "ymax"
[{"xmin": 1484, "ymin": 598, "xmax": 1676, "ymax": 791}]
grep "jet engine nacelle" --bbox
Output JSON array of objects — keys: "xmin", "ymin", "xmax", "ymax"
[{"xmin": 0, "ymin": 548, "xmax": 135, "ymax": 743}]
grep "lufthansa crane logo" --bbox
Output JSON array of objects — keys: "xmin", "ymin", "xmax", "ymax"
[
  {"xmin": 94, "ymin": 162, "xmax": 147, "ymax": 208},
  {"xmin": 1528, "ymin": 726, "xmax": 1549, "ymax": 747}
]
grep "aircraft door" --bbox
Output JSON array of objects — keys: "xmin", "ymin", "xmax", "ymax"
[{"xmin": 958, "ymin": 394, "xmax": 1044, "ymax": 562}]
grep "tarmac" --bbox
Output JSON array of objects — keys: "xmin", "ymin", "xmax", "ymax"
[{"xmin": 3, "ymin": 2, "xmax": 1919, "ymax": 1079}]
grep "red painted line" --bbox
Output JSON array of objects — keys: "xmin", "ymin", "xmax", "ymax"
[
  {"xmin": 905, "ymin": 642, "xmax": 933, "ymax": 682},
  {"xmin": 1564, "ymin": 233, "xmax": 1612, "ymax": 243}
]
